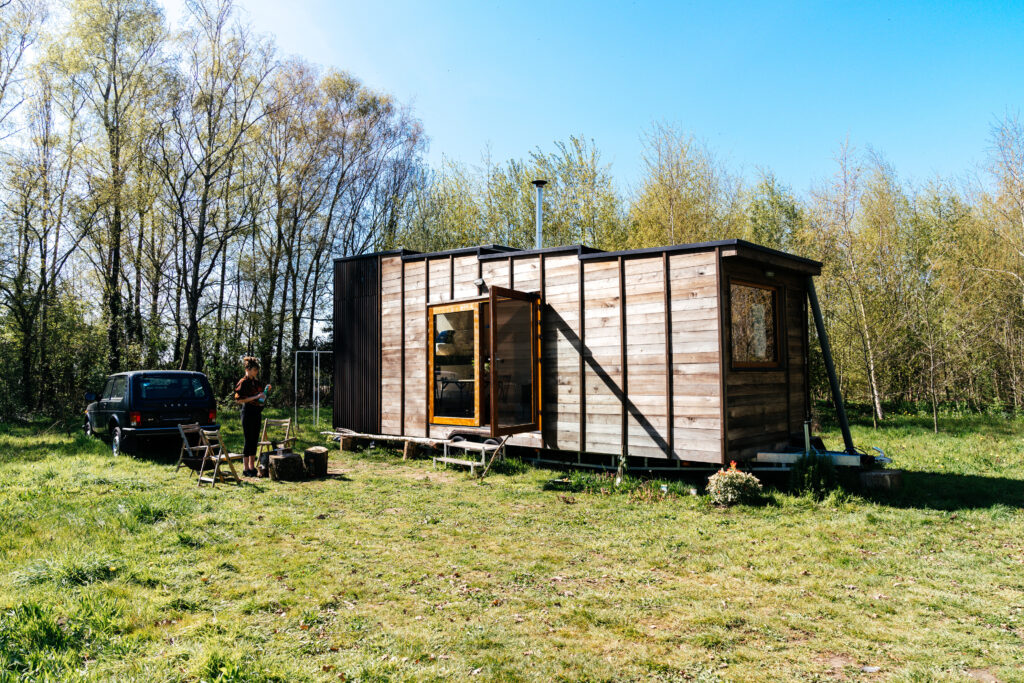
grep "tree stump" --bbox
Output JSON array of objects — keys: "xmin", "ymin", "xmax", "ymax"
[
  {"xmin": 304, "ymin": 446, "xmax": 329, "ymax": 478},
  {"xmin": 402, "ymin": 441, "xmax": 417, "ymax": 460},
  {"xmin": 339, "ymin": 436, "xmax": 358, "ymax": 452},
  {"xmin": 270, "ymin": 453, "xmax": 306, "ymax": 481}
]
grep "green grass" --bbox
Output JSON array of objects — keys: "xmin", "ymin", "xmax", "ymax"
[{"xmin": 0, "ymin": 408, "xmax": 1021, "ymax": 681}]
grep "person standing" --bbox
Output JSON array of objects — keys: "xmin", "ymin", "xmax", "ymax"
[{"xmin": 234, "ymin": 357, "xmax": 268, "ymax": 477}]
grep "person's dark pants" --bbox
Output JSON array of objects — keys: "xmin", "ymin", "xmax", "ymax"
[{"xmin": 241, "ymin": 404, "xmax": 263, "ymax": 458}]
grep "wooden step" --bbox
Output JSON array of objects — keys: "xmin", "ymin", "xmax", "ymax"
[{"xmin": 432, "ymin": 456, "xmax": 484, "ymax": 468}]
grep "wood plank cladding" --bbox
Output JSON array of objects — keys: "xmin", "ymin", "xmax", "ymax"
[
  {"xmin": 721, "ymin": 255, "xmax": 810, "ymax": 461},
  {"xmin": 539, "ymin": 255, "xmax": 582, "ymax": 451},
  {"xmin": 379, "ymin": 256, "xmax": 403, "ymax": 434},
  {"xmin": 402, "ymin": 260, "xmax": 426, "ymax": 436},
  {"xmin": 336, "ymin": 240, "xmax": 820, "ymax": 466},
  {"xmin": 667, "ymin": 252, "xmax": 722, "ymax": 462}
]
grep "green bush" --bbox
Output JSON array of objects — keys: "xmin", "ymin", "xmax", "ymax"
[
  {"xmin": 789, "ymin": 452, "xmax": 838, "ymax": 501},
  {"xmin": 705, "ymin": 462, "xmax": 763, "ymax": 506}
]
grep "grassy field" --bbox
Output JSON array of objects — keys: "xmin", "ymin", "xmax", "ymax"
[{"xmin": 0, "ymin": 408, "xmax": 1022, "ymax": 682}]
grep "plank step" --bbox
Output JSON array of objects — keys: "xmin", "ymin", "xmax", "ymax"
[{"xmin": 433, "ymin": 456, "xmax": 484, "ymax": 467}]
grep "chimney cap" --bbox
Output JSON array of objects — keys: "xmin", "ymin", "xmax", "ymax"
[{"xmin": 531, "ymin": 179, "xmax": 548, "ymax": 187}]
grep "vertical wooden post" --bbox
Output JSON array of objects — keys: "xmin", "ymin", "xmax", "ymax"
[
  {"xmin": 783, "ymin": 286, "xmax": 792, "ymax": 437},
  {"xmin": 424, "ymin": 258, "xmax": 430, "ymax": 437},
  {"xmin": 400, "ymin": 259, "xmax": 405, "ymax": 435},
  {"xmin": 578, "ymin": 259, "xmax": 586, "ymax": 462},
  {"xmin": 377, "ymin": 256, "xmax": 383, "ymax": 433},
  {"xmin": 448, "ymin": 254, "xmax": 454, "ymax": 300},
  {"xmin": 508, "ymin": 255, "xmax": 514, "ymax": 289},
  {"xmin": 538, "ymin": 254, "xmax": 545, "ymax": 435},
  {"xmin": 619, "ymin": 256, "xmax": 627, "ymax": 470},
  {"xmin": 663, "ymin": 252, "xmax": 674, "ymax": 458},
  {"xmin": 716, "ymin": 247, "xmax": 729, "ymax": 465}
]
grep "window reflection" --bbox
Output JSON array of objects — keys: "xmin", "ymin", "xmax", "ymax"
[{"xmin": 433, "ymin": 309, "xmax": 476, "ymax": 418}]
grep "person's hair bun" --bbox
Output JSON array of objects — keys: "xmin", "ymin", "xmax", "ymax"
[{"xmin": 243, "ymin": 356, "xmax": 261, "ymax": 370}]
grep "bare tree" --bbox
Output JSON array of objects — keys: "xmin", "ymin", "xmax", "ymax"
[
  {"xmin": 61, "ymin": 0, "xmax": 166, "ymax": 371},
  {"xmin": 155, "ymin": 0, "xmax": 274, "ymax": 371}
]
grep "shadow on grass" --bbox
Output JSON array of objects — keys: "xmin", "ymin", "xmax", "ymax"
[
  {"xmin": 860, "ymin": 470, "xmax": 1024, "ymax": 511},
  {"xmin": 0, "ymin": 432, "xmax": 109, "ymax": 464}
]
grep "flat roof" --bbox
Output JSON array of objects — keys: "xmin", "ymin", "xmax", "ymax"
[{"xmin": 333, "ymin": 239, "xmax": 822, "ymax": 270}]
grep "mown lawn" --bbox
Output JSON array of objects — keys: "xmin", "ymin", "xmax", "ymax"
[{"xmin": 0, "ymin": 410, "xmax": 1022, "ymax": 682}]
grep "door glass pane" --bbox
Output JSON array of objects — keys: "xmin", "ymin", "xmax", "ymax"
[
  {"xmin": 433, "ymin": 309, "xmax": 476, "ymax": 419},
  {"xmin": 492, "ymin": 296, "xmax": 535, "ymax": 429}
]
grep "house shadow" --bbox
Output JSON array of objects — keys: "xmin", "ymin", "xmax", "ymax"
[
  {"xmin": 857, "ymin": 470, "xmax": 1024, "ymax": 511},
  {"xmin": 542, "ymin": 306, "xmax": 672, "ymax": 457}
]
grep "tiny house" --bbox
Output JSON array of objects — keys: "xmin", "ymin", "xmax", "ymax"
[{"xmin": 332, "ymin": 240, "xmax": 825, "ymax": 466}]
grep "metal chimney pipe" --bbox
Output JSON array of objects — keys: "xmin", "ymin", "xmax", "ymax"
[{"xmin": 532, "ymin": 179, "xmax": 548, "ymax": 250}]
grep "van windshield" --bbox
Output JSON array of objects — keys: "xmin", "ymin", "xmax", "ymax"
[{"xmin": 136, "ymin": 375, "xmax": 208, "ymax": 401}]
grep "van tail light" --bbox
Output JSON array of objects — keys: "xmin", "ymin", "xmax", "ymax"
[
  {"xmin": 208, "ymin": 408, "xmax": 217, "ymax": 424},
  {"xmin": 129, "ymin": 411, "xmax": 142, "ymax": 426}
]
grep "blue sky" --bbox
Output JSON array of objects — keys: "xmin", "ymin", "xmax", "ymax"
[{"xmin": 162, "ymin": 0, "xmax": 1024, "ymax": 195}]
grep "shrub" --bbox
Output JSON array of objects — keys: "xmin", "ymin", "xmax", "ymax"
[
  {"xmin": 789, "ymin": 452, "xmax": 838, "ymax": 501},
  {"xmin": 706, "ymin": 461, "xmax": 763, "ymax": 506}
]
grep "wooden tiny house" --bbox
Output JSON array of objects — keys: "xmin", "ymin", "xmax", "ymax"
[{"xmin": 333, "ymin": 240, "xmax": 824, "ymax": 466}]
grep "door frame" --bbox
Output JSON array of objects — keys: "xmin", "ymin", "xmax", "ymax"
[{"xmin": 488, "ymin": 286, "xmax": 541, "ymax": 437}]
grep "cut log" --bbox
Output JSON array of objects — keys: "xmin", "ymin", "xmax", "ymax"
[
  {"xmin": 403, "ymin": 441, "xmax": 417, "ymax": 460},
  {"xmin": 270, "ymin": 453, "xmax": 306, "ymax": 481},
  {"xmin": 339, "ymin": 436, "xmax": 358, "ymax": 451},
  {"xmin": 304, "ymin": 447, "xmax": 329, "ymax": 478}
]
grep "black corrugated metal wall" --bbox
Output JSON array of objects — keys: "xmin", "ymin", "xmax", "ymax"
[{"xmin": 333, "ymin": 256, "xmax": 381, "ymax": 433}]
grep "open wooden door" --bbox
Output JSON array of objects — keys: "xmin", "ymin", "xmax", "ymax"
[{"xmin": 488, "ymin": 286, "xmax": 540, "ymax": 436}]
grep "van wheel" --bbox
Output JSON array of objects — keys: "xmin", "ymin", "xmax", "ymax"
[{"xmin": 111, "ymin": 426, "xmax": 133, "ymax": 456}]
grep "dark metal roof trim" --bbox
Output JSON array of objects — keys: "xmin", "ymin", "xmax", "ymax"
[
  {"xmin": 333, "ymin": 249, "xmax": 415, "ymax": 263},
  {"xmin": 400, "ymin": 244, "xmax": 519, "ymax": 262},
  {"xmin": 577, "ymin": 239, "xmax": 822, "ymax": 268},
  {"xmin": 334, "ymin": 239, "xmax": 821, "ymax": 269},
  {"xmin": 477, "ymin": 244, "xmax": 603, "ymax": 261}
]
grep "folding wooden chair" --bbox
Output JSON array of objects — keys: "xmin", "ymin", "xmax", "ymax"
[
  {"xmin": 176, "ymin": 423, "xmax": 207, "ymax": 475},
  {"xmin": 196, "ymin": 427, "xmax": 244, "ymax": 487},
  {"xmin": 257, "ymin": 419, "xmax": 296, "ymax": 468}
]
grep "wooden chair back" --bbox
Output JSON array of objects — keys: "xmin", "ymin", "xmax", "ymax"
[
  {"xmin": 199, "ymin": 428, "xmax": 224, "ymax": 456},
  {"xmin": 259, "ymin": 418, "xmax": 295, "ymax": 453},
  {"xmin": 176, "ymin": 423, "xmax": 205, "ymax": 471},
  {"xmin": 196, "ymin": 427, "xmax": 240, "ymax": 487}
]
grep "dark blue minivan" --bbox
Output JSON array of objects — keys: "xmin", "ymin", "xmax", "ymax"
[{"xmin": 84, "ymin": 371, "xmax": 219, "ymax": 455}]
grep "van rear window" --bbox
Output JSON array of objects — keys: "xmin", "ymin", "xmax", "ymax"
[{"xmin": 137, "ymin": 376, "xmax": 208, "ymax": 400}]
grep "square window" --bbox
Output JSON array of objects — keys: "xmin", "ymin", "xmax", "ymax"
[{"xmin": 730, "ymin": 282, "xmax": 779, "ymax": 367}]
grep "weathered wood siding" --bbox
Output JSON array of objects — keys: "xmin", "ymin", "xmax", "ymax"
[
  {"xmin": 366, "ymin": 245, "xmax": 815, "ymax": 465},
  {"xmin": 379, "ymin": 256, "xmax": 403, "ymax": 434},
  {"xmin": 667, "ymin": 252, "xmax": 723, "ymax": 462},
  {"xmin": 540, "ymin": 255, "xmax": 582, "ymax": 451},
  {"xmin": 581, "ymin": 260, "xmax": 623, "ymax": 454},
  {"xmin": 623, "ymin": 257, "xmax": 668, "ymax": 459},
  {"xmin": 402, "ymin": 260, "xmax": 426, "ymax": 436},
  {"xmin": 721, "ymin": 257, "xmax": 808, "ymax": 460}
]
